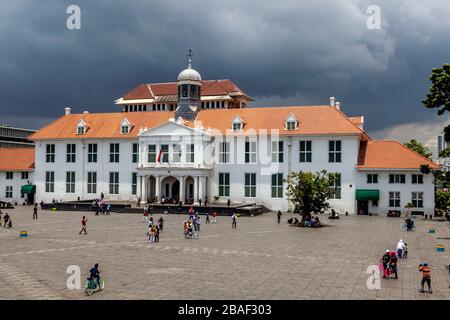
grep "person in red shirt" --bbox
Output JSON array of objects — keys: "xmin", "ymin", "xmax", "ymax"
[{"xmin": 79, "ymin": 216, "xmax": 88, "ymax": 235}]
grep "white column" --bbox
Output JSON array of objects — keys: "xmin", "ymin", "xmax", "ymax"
[
  {"xmin": 138, "ymin": 176, "xmax": 142, "ymax": 201},
  {"xmin": 155, "ymin": 175, "xmax": 161, "ymax": 203},
  {"xmin": 198, "ymin": 176, "xmax": 205, "ymax": 203},
  {"xmin": 193, "ymin": 176, "xmax": 199, "ymax": 204},
  {"xmin": 141, "ymin": 176, "xmax": 147, "ymax": 203},
  {"xmin": 179, "ymin": 176, "xmax": 185, "ymax": 204}
]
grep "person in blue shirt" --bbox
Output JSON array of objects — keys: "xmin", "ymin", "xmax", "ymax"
[{"xmin": 89, "ymin": 263, "xmax": 101, "ymax": 288}]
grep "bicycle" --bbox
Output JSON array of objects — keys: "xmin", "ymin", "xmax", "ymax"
[{"xmin": 85, "ymin": 276, "xmax": 105, "ymax": 296}]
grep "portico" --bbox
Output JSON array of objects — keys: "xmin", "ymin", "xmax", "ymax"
[{"xmin": 137, "ymin": 167, "xmax": 212, "ymax": 204}]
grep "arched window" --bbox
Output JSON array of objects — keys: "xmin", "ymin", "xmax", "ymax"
[
  {"xmin": 76, "ymin": 120, "xmax": 86, "ymax": 135},
  {"xmin": 285, "ymin": 114, "xmax": 298, "ymax": 130}
]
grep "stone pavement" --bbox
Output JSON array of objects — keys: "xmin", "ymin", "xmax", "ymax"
[{"xmin": 0, "ymin": 206, "xmax": 449, "ymax": 300}]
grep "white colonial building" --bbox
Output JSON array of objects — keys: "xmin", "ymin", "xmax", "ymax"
[{"xmin": 13, "ymin": 56, "xmax": 438, "ymax": 215}]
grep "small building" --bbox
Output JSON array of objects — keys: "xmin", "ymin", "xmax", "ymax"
[
  {"xmin": 0, "ymin": 148, "xmax": 35, "ymax": 204},
  {"xmin": 0, "ymin": 124, "xmax": 36, "ymax": 148}
]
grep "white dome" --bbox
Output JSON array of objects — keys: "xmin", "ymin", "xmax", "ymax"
[{"xmin": 177, "ymin": 67, "xmax": 201, "ymax": 81}]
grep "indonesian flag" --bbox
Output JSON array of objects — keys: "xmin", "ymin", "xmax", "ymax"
[{"xmin": 157, "ymin": 148, "xmax": 164, "ymax": 163}]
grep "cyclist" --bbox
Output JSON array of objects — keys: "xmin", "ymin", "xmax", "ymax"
[{"xmin": 89, "ymin": 263, "xmax": 101, "ymax": 288}]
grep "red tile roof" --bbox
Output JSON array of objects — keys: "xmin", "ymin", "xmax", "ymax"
[
  {"xmin": 357, "ymin": 140, "xmax": 439, "ymax": 169},
  {"xmin": 122, "ymin": 79, "xmax": 249, "ymax": 100},
  {"xmin": 29, "ymin": 106, "xmax": 367, "ymax": 140},
  {"xmin": 0, "ymin": 148, "xmax": 35, "ymax": 171}
]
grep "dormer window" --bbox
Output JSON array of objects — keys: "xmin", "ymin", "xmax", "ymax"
[
  {"xmin": 232, "ymin": 116, "xmax": 243, "ymax": 131},
  {"xmin": 120, "ymin": 118, "xmax": 132, "ymax": 135},
  {"xmin": 285, "ymin": 114, "xmax": 298, "ymax": 130},
  {"xmin": 76, "ymin": 120, "xmax": 86, "ymax": 135}
]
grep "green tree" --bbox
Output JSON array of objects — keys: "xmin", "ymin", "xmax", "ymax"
[
  {"xmin": 285, "ymin": 170, "xmax": 333, "ymax": 221},
  {"xmin": 439, "ymin": 148, "xmax": 450, "ymax": 158},
  {"xmin": 423, "ymin": 63, "xmax": 450, "ymax": 115},
  {"xmin": 404, "ymin": 139, "xmax": 432, "ymax": 159}
]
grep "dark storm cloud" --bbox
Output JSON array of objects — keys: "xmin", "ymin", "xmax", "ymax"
[{"xmin": 1, "ymin": 0, "xmax": 450, "ymax": 142}]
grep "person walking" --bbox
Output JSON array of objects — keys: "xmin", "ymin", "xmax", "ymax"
[
  {"xmin": 158, "ymin": 217, "xmax": 164, "ymax": 231},
  {"xmin": 231, "ymin": 213, "xmax": 237, "ymax": 229},
  {"xmin": 205, "ymin": 211, "xmax": 210, "ymax": 224},
  {"xmin": 33, "ymin": 203, "xmax": 38, "ymax": 219},
  {"xmin": 212, "ymin": 210, "xmax": 217, "ymax": 224},
  {"xmin": 3, "ymin": 212, "xmax": 11, "ymax": 228},
  {"xmin": 418, "ymin": 263, "xmax": 432, "ymax": 293},
  {"xmin": 196, "ymin": 216, "xmax": 201, "ymax": 231},
  {"xmin": 79, "ymin": 216, "xmax": 88, "ymax": 235},
  {"xmin": 155, "ymin": 225, "xmax": 160, "ymax": 242},
  {"xmin": 277, "ymin": 210, "xmax": 282, "ymax": 224}
]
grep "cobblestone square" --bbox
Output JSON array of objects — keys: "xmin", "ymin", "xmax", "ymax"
[{"xmin": 0, "ymin": 207, "xmax": 449, "ymax": 300}]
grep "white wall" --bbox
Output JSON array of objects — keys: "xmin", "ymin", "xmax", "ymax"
[
  {"xmin": 355, "ymin": 170, "xmax": 434, "ymax": 215},
  {"xmin": 34, "ymin": 139, "xmax": 139, "ymax": 202}
]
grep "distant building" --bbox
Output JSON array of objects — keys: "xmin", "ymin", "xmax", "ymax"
[
  {"xmin": 0, "ymin": 124, "xmax": 36, "ymax": 148},
  {"xmin": 437, "ymin": 133, "xmax": 448, "ymax": 155}
]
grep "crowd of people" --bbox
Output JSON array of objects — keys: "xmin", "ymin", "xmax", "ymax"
[{"xmin": 92, "ymin": 199, "xmax": 111, "ymax": 216}]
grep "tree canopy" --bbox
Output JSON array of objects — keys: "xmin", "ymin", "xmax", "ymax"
[
  {"xmin": 423, "ymin": 63, "xmax": 450, "ymax": 115},
  {"xmin": 285, "ymin": 170, "xmax": 333, "ymax": 220},
  {"xmin": 404, "ymin": 139, "xmax": 432, "ymax": 159}
]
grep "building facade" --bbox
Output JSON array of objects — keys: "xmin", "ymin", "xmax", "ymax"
[
  {"xmin": 22, "ymin": 57, "xmax": 439, "ymax": 215},
  {"xmin": 0, "ymin": 124, "xmax": 35, "ymax": 148}
]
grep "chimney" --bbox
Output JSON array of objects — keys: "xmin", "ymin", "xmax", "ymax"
[
  {"xmin": 329, "ymin": 97, "xmax": 336, "ymax": 107},
  {"xmin": 335, "ymin": 102, "xmax": 341, "ymax": 110},
  {"xmin": 65, "ymin": 107, "xmax": 71, "ymax": 115},
  {"xmin": 83, "ymin": 110, "xmax": 89, "ymax": 114}
]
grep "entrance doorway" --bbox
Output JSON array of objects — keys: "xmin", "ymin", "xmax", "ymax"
[
  {"xmin": 161, "ymin": 176, "xmax": 180, "ymax": 202},
  {"xmin": 357, "ymin": 200, "xmax": 369, "ymax": 215}
]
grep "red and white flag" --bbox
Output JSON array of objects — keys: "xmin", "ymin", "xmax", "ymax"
[{"xmin": 157, "ymin": 148, "xmax": 164, "ymax": 163}]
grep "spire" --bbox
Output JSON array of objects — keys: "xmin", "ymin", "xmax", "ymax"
[{"xmin": 186, "ymin": 48, "xmax": 193, "ymax": 69}]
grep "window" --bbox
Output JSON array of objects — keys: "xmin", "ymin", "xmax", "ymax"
[
  {"xmin": 244, "ymin": 173, "xmax": 256, "ymax": 197},
  {"xmin": 5, "ymin": 186, "xmax": 12, "ymax": 198},
  {"xmin": 389, "ymin": 174, "xmax": 405, "ymax": 184},
  {"xmin": 109, "ymin": 172, "xmax": 119, "ymax": 194},
  {"xmin": 45, "ymin": 171, "xmax": 55, "ymax": 193},
  {"xmin": 412, "ymin": 174, "xmax": 423, "ymax": 184},
  {"xmin": 181, "ymin": 84, "xmax": 188, "ymax": 98},
  {"xmin": 172, "ymin": 144, "xmax": 181, "ymax": 162},
  {"xmin": 286, "ymin": 120, "xmax": 297, "ymax": 130},
  {"xmin": 232, "ymin": 122, "xmax": 242, "ymax": 131},
  {"xmin": 389, "ymin": 192, "xmax": 401, "ymax": 207},
  {"xmin": 132, "ymin": 143, "xmax": 139, "ymax": 163},
  {"xmin": 245, "ymin": 139, "xmax": 256, "ymax": 163},
  {"xmin": 271, "ymin": 173, "xmax": 283, "ymax": 198},
  {"xmin": 121, "ymin": 124, "xmax": 129, "ymax": 134},
  {"xmin": 329, "ymin": 173, "xmax": 342, "ymax": 199},
  {"xmin": 87, "ymin": 172, "xmax": 97, "ymax": 194},
  {"xmin": 88, "ymin": 144, "xmax": 97, "ymax": 163},
  {"xmin": 77, "ymin": 124, "xmax": 85, "ymax": 135},
  {"xmin": 21, "ymin": 172, "xmax": 28, "ymax": 180},
  {"xmin": 232, "ymin": 117, "xmax": 243, "ymax": 131},
  {"xmin": 186, "ymin": 144, "xmax": 194, "ymax": 163},
  {"xmin": 46, "ymin": 144, "xmax": 55, "ymax": 162},
  {"xmin": 271, "ymin": 141, "xmax": 284, "ymax": 163},
  {"xmin": 367, "ymin": 174, "xmax": 378, "ymax": 184},
  {"xmin": 328, "ymin": 140, "xmax": 342, "ymax": 163},
  {"xmin": 66, "ymin": 144, "xmax": 76, "ymax": 163},
  {"xmin": 218, "ymin": 173, "xmax": 230, "ymax": 197},
  {"xmin": 160, "ymin": 145, "xmax": 169, "ymax": 162},
  {"xmin": 299, "ymin": 141, "xmax": 312, "ymax": 162},
  {"xmin": 66, "ymin": 171, "xmax": 75, "ymax": 193},
  {"xmin": 148, "ymin": 144, "xmax": 156, "ymax": 163},
  {"xmin": 412, "ymin": 192, "xmax": 424, "ymax": 208},
  {"xmin": 109, "ymin": 143, "xmax": 120, "ymax": 163},
  {"xmin": 219, "ymin": 142, "xmax": 230, "ymax": 163},
  {"xmin": 132, "ymin": 172, "xmax": 137, "ymax": 195},
  {"xmin": 6, "ymin": 172, "xmax": 13, "ymax": 180}
]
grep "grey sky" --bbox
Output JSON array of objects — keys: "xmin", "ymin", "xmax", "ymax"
[{"xmin": 1, "ymin": 0, "xmax": 449, "ymax": 154}]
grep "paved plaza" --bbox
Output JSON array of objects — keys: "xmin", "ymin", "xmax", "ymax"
[{"xmin": 0, "ymin": 206, "xmax": 449, "ymax": 300}]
